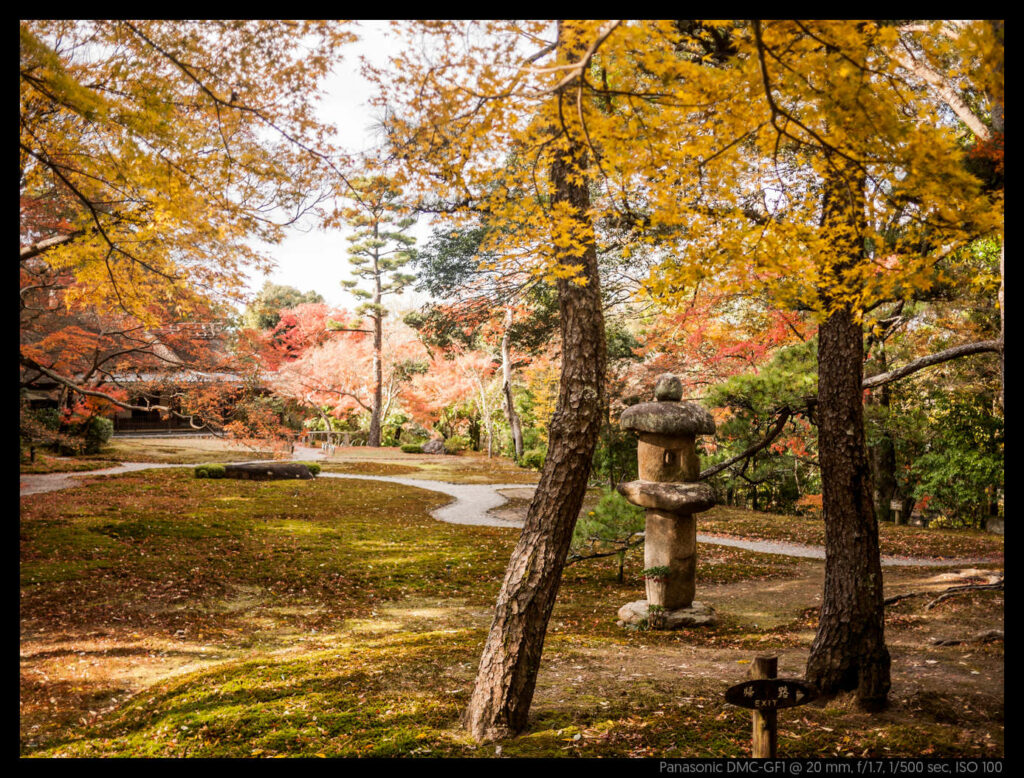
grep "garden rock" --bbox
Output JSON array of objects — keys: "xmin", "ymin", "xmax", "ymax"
[
  {"xmin": 421, "ymin": 439, "xmax": 445, "ymax": 455},
  {"xmin": 616, "ymin": 599, "xmax": 718, "ymax": 629}
]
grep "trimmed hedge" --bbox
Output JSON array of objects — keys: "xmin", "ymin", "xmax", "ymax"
[
  {"xmin": 81, "ymin": 416, "xmax": 114, "ymax": 454},
  {"xmin": 293, "ymin": 461, "xmax": 321, "ymax": 476},
  {"xmin": 194, "ymin": 463, "xmax": 226, "ymax": 479},
  {"xmin": 400, "ymin": 444, "xmax": 424, "ymax": 454}
]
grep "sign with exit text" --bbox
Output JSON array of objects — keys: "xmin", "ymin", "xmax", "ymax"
[{"xmin": 724, "ymin": 678, "xmax": 817, "ymax": 710}]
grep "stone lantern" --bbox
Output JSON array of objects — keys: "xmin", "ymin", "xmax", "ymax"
[{"xmin": 616, "ymin": 373, "xmax": 718, "ymax": 629}]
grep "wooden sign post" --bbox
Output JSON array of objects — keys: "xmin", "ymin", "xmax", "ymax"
[{"xmin": 724, "ymin": 655, "xmax": 818, "ymax": 758}]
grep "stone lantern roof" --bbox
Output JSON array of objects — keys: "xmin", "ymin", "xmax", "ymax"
[{"xmin": 620, "ymin": 373, "xmax": 715, "ymax": 437}]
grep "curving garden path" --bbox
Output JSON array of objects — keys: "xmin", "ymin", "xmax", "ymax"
[{"xmin": 19, "ymin": 457, "xmax": 998, "ymax": 567}]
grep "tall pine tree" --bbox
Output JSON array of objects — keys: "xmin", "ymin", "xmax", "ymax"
[{"xmin": 337, "ymin": 174, "xmax": 417, "ymax": 446}]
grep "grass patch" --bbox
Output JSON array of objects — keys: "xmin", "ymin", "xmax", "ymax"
[
  {"xmin": 20, "ymin": 455, "xmax": 121, "ymax": 474},
  {"xmin": 319, "ymin": 461, "xmax": 425, "ymax": 477},
  {"xmin": 319, "ymin": 449, "xmax": 540, "ymax": 484},
  {"xmin": 90, "ymin": 438, "xmax": 277, "ymax": 464}
]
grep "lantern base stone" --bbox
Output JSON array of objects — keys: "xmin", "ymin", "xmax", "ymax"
[{"xmin": 616, "ymin": 599, "xmax": 718, "ymax": 630}]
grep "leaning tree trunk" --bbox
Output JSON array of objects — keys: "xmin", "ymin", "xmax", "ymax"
[
  {"xmin": 805, "ymin": 162, "xmax": 891, "ymax": 710},
  {"xmin": 463, "ymin": 140, "xmax": 607, "ymax": 741}
]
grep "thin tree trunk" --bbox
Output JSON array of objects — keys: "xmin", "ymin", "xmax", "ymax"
[
  {"xmin": 476, "ymin": 375, "xmax": 495, "ymax": 458},
  {"xmin": 501, "ymin": 307, "xmax": 524, "ymax": 462},
  {"xmin": 897, "ymin": 495, "xmax": 914, "ymax": 526},
  {"xmin": 606, "ymin": 404, "xmax": 614, "ymax": 489},
  {"xmin": 463, "ymin": 65, "xmax": 606, "ymax": 739},
  {"xmin": 868, "ymin": 347, "xmax": 897, "ymax": 523},
  {"xmin": 998, "ymin": 240, "xmax": 1004, "ymax": 412},
  {"xmin": 870, "ymin": 431, "xmax": 897, "ymax": 523},
  {"xmin": 805, "ymin": 162, "xmax": 890, "ymax": 710},
  {"xmin": 368, "ymin": 240, "xmax": 383, "ymax": 447}
]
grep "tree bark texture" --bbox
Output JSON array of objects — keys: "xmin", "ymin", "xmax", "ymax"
[
  {"xmin": 805, "ymin": 163, "xmax": 891, "ymax": 710},
  {"xmin": 462, "ymin": 141, "xmax": 607, "ymax": 740},
  {"xmin": 807, "ymin": 306, "xmax": 891, "ymax": 708}
]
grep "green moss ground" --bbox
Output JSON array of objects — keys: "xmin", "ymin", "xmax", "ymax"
[{"xmin": 20, "ymin": 464, "xmax": 1003, "ymax": 758}]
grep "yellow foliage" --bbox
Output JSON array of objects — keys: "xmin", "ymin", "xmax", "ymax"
[
  {"xmin": 20, "ymin": 20, "xmax": 354, "ymax": 323},
  {"xmin": 371, "ymin": 20, "xmax": 1001, "ymax": 320}
]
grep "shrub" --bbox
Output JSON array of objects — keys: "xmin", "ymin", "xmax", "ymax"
[
  {"xmin": 20, "ymin": 404, "xmax": 63, "ymax": 459},
  {"xmin": 570, "ymin": 487, "xmax": 646, "ymax": 581},
  {"xmin": 194, "ymin": 463, "xmax": 226, "ymax": 479},
  {"xmin": 294, "ymin": 461, "xmax": 321, "ymax": 476},
  {"xmin": 33, "ymin": 408, "xmax": 62, "ymax": 431},
  {"xmin": 399, "ymin": 425, "xmax": 431, "ymax": 445},
  {"xmin": 401, "ymin": 443, "xmax": 424, "ymax": 454},
  {"xmin": 79, "ymin": 416, "xmax": 114, "ymax": 454},
  {"xmin": 520, "ymin": 447, "xmax": 546, "ymax": 469},
  {"xmin": 794, "ymin": 493, "xmax": 823, "ymax": 517},
  {"xmin": 443, "ymin": 435, "xmax": 470, "ymax": 454}
]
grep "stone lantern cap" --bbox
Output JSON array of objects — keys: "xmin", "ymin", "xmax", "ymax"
[
  {"xmin": 617, "ymin": 480, "xmax": 716, "ymax": 514},
  {"xmin": 620, "ymin": 374, "xmax": 715, "ymax": 438}
]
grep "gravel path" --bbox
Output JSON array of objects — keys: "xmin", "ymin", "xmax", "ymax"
[
  {"xmin": 20, "ymin": 460, "xmax": 997, "ymax": 566},
  {"xmin": 319, "ymin": 473, "xmax": 528, "ymax": 528},
  {"xmin": 19, "ymin": 462, "xmax": 189, "ymax": 496}
]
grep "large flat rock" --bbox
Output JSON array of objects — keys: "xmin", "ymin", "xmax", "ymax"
[
  {"xmin": 223, "ymin": 462, "xmax": 314, "ymax": 481},
  {"xmin": 617, "ymin": 599, "xmax": 718, "ymax": 629}
]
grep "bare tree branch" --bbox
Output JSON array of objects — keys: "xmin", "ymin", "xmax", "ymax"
[
  {"xmin": 862, "ymin": 340, "xmax": 1002, "ymax": 390},
  {"xmin": 20, "ymin": 230, "xmax": 87, "ymax": 261},
  {"xmin": 892, "ymin": 36, "xmax": 992, "ymax": 141},
  {"xmin": 699, "ymin": 407, "xmax": 792, "ymax": 480}
]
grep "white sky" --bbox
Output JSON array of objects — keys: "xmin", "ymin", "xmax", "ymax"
[{"xmin": 243, "ymin": 20, "xmax": 434, "ymax": 314}]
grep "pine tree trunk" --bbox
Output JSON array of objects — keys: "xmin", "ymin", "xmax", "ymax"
[
  {"xmin": 368, "ymin": 320, "xmax": 382, "ymax": 447},
  {"xmin": 807, "ymin": 306, "xmax": 891, "ymax": 708},
  {"xmin": 805, "ymin": 162, "xmax": 890, "ymax": 710},
  {"xmin": 463, "ymin": 136, "xmax": 606, "ymax": 742},
  {"xmin": 368, "ymin": 256, "xmax": 383, "ymax": 447}
]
